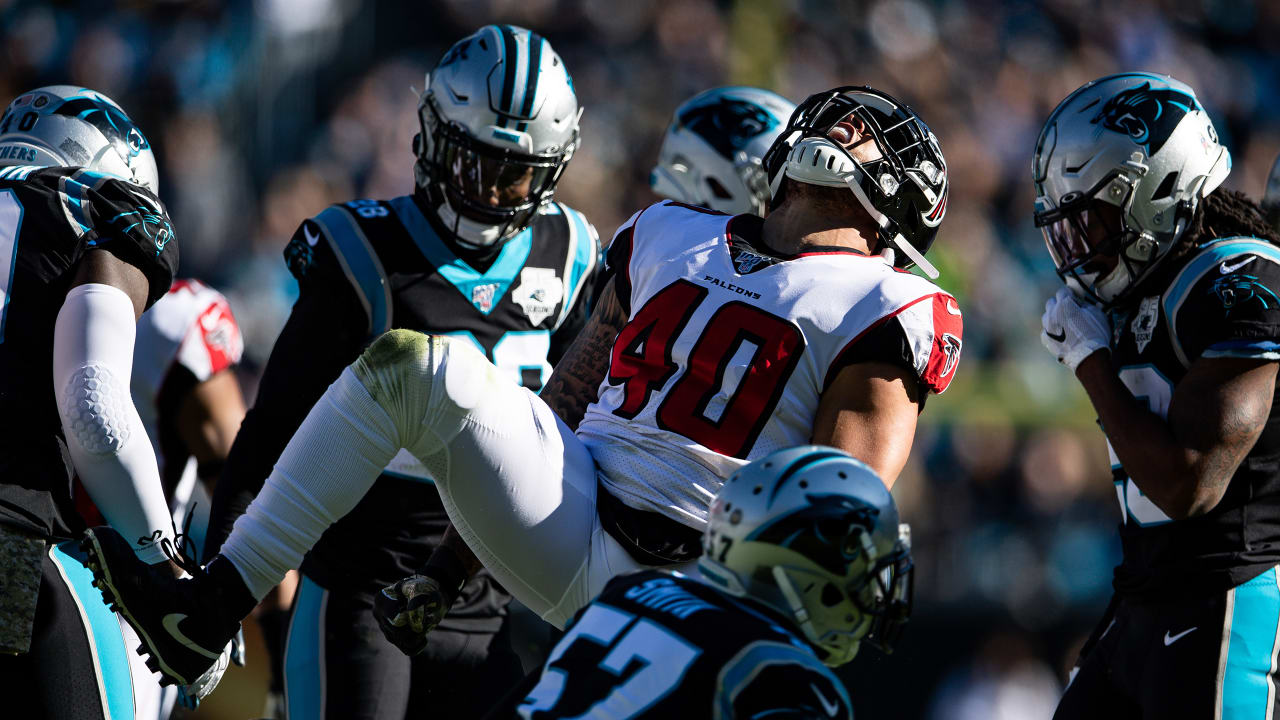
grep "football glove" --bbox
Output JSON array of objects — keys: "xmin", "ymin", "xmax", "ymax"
[
  {"xmin": 374, "ymin": 574, "xmax": 451, "ymax": 657},
  {"xmin": 1041, "ymin": 287, "xmax": 1110, "ymax": 371}
]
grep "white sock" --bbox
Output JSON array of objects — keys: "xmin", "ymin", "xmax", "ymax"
[{"xmin": 220, "ymin": 368, "xmax": 401, "ymax": 600}]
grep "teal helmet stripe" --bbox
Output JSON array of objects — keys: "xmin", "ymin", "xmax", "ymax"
[
  {"xmin": 765, "ymin": 449, "xmax": 848, "ymax": 507},
  {"xmin": 515, "ymin": 33, "xmax": 544, "ymax": 133},
  {"xmin": 498, "ymin": 25, "xmax": 520, "ymax": 125}
]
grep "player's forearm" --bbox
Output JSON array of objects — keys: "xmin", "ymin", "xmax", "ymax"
[
  {"xmin": 1075, "ymin": 352, "xmax": 1248, "ymax": 518},
  {"xmin": 541, "ymin": 277, "xmax": 626, "ymax": 429},
  {"xmin": 55, "ymin": 282, "xmax": 174, "ymax": 564}
]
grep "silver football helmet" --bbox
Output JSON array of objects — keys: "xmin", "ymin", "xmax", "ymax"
[
  {"xmin": 0, "ymin": 85, "xmax": 158, "ymax": 192},
  {"xmin": 650, "ymin": 86, "xmax": 795, "ymax": 216},
  {"xmin": 698, "ymin": 446, "xmax": 913, "ymax": 667},
  {"xmin": 414, "ymin": 25, "xmax": 581, "ymax": 248},
  {"xmin": 1033, "ymin": 72, "xmax": 1231, "ymax": 305}
]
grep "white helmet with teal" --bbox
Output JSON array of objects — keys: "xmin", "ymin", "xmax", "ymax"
[
  {"xmin": 1033, "ymin": 72, "xmax": 1231, "ymax": 305},
  {"xmin": 0, "ymin": 85, "xmax": 158, "ymax": 192},
  {"xmin": 415, "ymin": 25, "xmax": 581, "ymax": 248},
  {"xmin": 650, "ymin": 86, "xmax": 795, "ymax": 216},
  {"xmin": 699, "ymin": 445, "xmax": 913, "ymax": 667}
]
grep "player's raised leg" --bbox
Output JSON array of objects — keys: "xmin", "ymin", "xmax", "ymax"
[{"xmin": 83, "ymin": 330, "xmax": 607, "ymax": 683}]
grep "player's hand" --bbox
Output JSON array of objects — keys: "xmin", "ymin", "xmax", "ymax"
[
  {"xmin": 374, "ymin": 574, "xmax": 451, "ymax": 657},
  {"xmin": 176, "ymin": 633, "xmax": 238, "ymax": 709},
  {"xmin": 1041, "ymin": 287, "xmax": 1110, "ymax": 371}
]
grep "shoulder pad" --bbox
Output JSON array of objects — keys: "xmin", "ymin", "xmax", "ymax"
[
  {"xmin": 308, "ymin": 203, "xmax": 394, "ymax": 339},
  {"xmin": 1162, "ymin": 237, "xmax": 1280, "ymax": 367},
  {"xmin": 551, "ymin": 202, "xmax": 600, "ymax": 328}
]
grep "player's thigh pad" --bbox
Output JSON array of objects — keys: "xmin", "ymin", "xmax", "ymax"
[{"xmin": 355, "ymin": 331, "xmax": 602, "ymax": 626}]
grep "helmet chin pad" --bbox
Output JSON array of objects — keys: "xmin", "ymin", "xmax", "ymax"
[
  {"xmin": 783, "ymin": 137, "xmax": 860, "ymax": 188},
  {"xmin": 435, "ymin": 201, "xmax": 506, "ymax": 248}
]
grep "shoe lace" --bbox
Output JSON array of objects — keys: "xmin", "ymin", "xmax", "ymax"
[{"xmin": 161, "ymin": 502, "xmax": 205, "ymax": 578}]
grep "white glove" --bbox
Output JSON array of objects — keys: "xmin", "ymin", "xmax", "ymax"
[{"xmin": 1041, "ymin": 287, "xmax": 1110, "ymax": 371}]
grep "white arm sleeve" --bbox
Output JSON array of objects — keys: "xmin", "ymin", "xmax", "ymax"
[{"xmin": 54, "ymin": 283, "xmax": 174, "ymax": 564}]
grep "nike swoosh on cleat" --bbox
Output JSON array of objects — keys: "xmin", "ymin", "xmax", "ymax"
[
  {"xmin": 1046, "ymin": 328, "xmax": 1067, "ymax": 343},
  {"xmin": 1220, "ymin": 256, "xmax": 1255, "ymax": 274},
  {"xmin": 811, "ymin": 683, "xmax": 840, "ymax": 716},
  {"xmin": 163, "ymin": 614, "xmax": 223, "ymax": 660},
  {"xmin": 304, "ymin": 224, "xmax": 320, "ymax": 247},
  {"xmin": 1164, "ymin": 626, "xmax": 1197, "ymax": 646}
]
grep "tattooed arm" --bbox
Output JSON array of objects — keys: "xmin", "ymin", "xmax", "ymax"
[
  {"xmin": 1075, "ymin": 352, "xmax": 1277, "ymax": 518},
  {"xmin": 540, "ymin": 276, "xmax": 629, "ymax": 431}
]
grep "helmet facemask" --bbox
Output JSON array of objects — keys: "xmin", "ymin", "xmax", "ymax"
[
  {"xmin": 763, "ymin": 87, "xmax": 948, "ymax": 277},
  {"xmin": 416, "ymin": 94, "xmax": 576, "ymax": 248}
]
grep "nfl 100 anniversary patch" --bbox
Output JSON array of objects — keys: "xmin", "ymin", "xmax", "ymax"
[{"xmin": 0, "ymin": 525, "xmax": 44, "ymax": 655}]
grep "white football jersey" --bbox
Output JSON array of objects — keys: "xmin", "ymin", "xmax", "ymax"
[
  {"xmin": 132, "ymin": 279, "xmax": 243, "ymax": 524},
  {"xmin": 577, "ymin": 201, "xmax": 962, "ymax": 528}
]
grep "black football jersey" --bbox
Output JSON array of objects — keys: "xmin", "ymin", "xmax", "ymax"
[
  {"xmin": 513, "ymin": 570, "xmax": 853, "ymax": 720},
  {"xmin": 0, "ymin": 165, "xmax": 178, "ymax": 539},
  {"xmin": 1106, "ymin": 236, "xmax": 1280, "ymax": 595},
  {"xmin": 289, "ymin": 195, "xmax": 598, "ymax": 622}
]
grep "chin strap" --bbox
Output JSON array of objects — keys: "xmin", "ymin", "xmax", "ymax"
[{"xmin": 842, "ymin": 174, "xmax": 939, "ymax": 279}]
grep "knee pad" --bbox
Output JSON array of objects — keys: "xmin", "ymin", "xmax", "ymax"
[
  {"xmin": 353, "ymin": 330, "xmax": 503, "ymax": 421},
  {"xmin": 61, "ymin": 363, "xmax": 133, "ymax": 455}
]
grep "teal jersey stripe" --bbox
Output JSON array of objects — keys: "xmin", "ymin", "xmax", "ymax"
[
  {"xmin": 284, "ymin": 576, "xmax": 328, "ymax": 720},
  {"xmin": 315, "ymin": 206, "xmax": 392, "ymax": 339},
  {"xmin": 716, "ymin": 640, "xmax": 846, "ymax": 720},
  {"xmin": 50, "ymin": 541, "xmax": 135, "ymax": 720},
  {"xmin": 388, "ymin": 196, "xmax": 533, "ymax": 315},
  {"xmin": 1163, "ymin": 238, "xmax": 1280, "ymax": 367},
  {"xmin": 1220, "ymin": 566, "xmax": 1280, "ymax": 718}
]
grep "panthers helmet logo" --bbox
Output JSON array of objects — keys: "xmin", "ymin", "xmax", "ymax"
[
  {"xmin": 747, "ymin": 494, "xmax": 879, "ymax": 576},
  {"xmin": 54, "ymin": 96, "xmax": 150, "ymax": 159},
  {"xmin": 679, "ymin": 98, "xmax": 779, "ymax": 159},
  {"xmin": 1091, "ymin": 82, "xmax": 1199, "ymax": 156}
]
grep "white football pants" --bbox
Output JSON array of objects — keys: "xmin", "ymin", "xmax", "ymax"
[{"xmin": 222, "ymin": 331, "xmax": 690, "ymax": 628}]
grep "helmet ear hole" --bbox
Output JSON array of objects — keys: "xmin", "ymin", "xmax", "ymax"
[
  {"xmin": 706, "ymin": 176, "xmax": 733, "ymax": 200},
  {"xmin": 821, "ymin": 583, "xmax": 844, "ymax": 607}
]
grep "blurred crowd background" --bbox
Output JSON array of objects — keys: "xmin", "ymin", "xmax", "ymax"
[{"xmin": 4, "ymin": 0, "xmax": 1280, "ymax": 717}]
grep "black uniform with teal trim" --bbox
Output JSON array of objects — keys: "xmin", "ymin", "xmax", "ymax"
[
  {"xmin": 206, "ymin": 191, "xmax": 598, "ymax": 720},
  {"xmin": 502, "ymin": 570, "xmax": 852, "ymax": 720},
  {"xmin": 0, "ymin": 165, "xmax": 178, "ymax": 720},
  {"xmin": 0, "ymin": 165, "xmax": 177, "ymax": 541},
  {"xmin": 1056, "ymin": 236, "xmax": 1280, "ymax": 719}
]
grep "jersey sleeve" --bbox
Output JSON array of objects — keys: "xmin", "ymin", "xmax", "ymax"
[
  {"xmin": 828, "ymin": 291, "xmax": 963, "ymax": 395},
  {"xmin": 1166, "ymin": 240, "xmax": 1280, "ymax": 364},
  {"xmin": 551, "ymin": 206, "xmax": 601, "ymax": 345},
  {"xmin": 72, "ymin": 172, "xmax": 178, "ymax": 308},
  {"xmin": 604, "ymin": 208, "xmax": 647, "ymax": 317},
  {"xmin": 174, "ymin": 291, "xmax": 243, "ymax": 381},
  {"xmin": 283, "ymin": 204, "xmax": 392, "ymax": 341},
  {"xmin": 717, "ymin": 641, "xmax": 853, "ymax": 720}
]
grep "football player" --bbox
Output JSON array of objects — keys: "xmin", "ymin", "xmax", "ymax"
[
  {"xmin": 489, "ymin": 446, "xmax": 910, "ymax": 719},
  {"xmin": 0, "ymin": 86, "xmax": 228, "ymax": 716},
  {"xmin": 183, "ymin": 25, "xmax": 594, "ymax": 719},
  {"xmin": 649, "ymin": 86, "xmax": 796, "ymax": 216},
  {"xmin": 82, "ymin": 86, "xmax": 962, "ymax": 693},
  {"xmin": 128, "ymin": 278, "xmax": 247, "ymax": 719},
  {"xmin": 1264, "ymin": 152, "xmax": 1280, "ymax": 231},
  {"xmin": 1034, "ymin": 73, "xmax": 1280, "ymax": 719}
]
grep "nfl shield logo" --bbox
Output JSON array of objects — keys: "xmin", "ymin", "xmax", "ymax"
[{"xmin": 472, "ymin": 283, "xmax": 499, "ymax": 312}]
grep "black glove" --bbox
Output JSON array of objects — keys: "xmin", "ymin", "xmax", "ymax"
[{"xmin": 374, "ymin": 574, "xmax": 451, "ymax": 656}]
